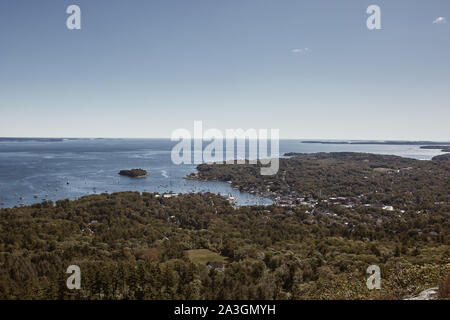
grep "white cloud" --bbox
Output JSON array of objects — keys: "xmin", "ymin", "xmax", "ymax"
[
  {"xmin": 432, "ymin": 17, "xmax": 446, "ymax": 24},
  {"xmin": 291, "ymin": 48, "xmax": 310, "ymax": 55}
]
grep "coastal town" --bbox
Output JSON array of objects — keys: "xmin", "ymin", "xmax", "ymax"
[{"xmin": 190, "ymin": 152, "xmax": 449, "ymax": 219}]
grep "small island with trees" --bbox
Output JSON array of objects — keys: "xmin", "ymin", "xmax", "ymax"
[{"xmin": 118, "ymin": 168, "xmax": 148, "ymax": 178}]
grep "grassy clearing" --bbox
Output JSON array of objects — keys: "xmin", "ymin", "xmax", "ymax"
[{"xmin": 186, "ymin": 249, "xmax": 228, "ymax": 266}]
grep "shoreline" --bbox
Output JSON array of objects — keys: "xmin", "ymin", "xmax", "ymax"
[
  {"xmin": 189, "ymin": 151, "xmax": 450, "ymax": 209},
  {"xmin": 2, "ymin": 151, "xmax": 448, "ymax": 210}
]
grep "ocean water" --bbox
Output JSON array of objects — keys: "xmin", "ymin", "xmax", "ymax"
[{"xmin": 0, "ymin": 139, "xmax": 445, "ymax": 208}]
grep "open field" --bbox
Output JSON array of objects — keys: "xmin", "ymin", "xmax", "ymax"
[{"xmin": 186, "ymin": 249, "xmax": 228, "ymax": 266}]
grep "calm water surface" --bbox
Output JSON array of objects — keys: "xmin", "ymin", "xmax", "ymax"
[{"xmin": 0, "ymin": 139, "xmax": 445, "ymax": 208}]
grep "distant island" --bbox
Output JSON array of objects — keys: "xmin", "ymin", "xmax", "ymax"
[
  {"xmin": 302, "ymin": 140, "xmax": 450, "ymax": 146},
  {"xmin": 118, "ymin": 168, "xmax": 148, "ymax": 178},
  {"xmin": 420, "ymin": 146, "xmax": 450, "ymax": 152},
  {"xmin": 0, "ymin": 138, "xmax": 66, "ymax": 142},
  {"xmin": 0, "ymin": 138, "xmax": 107, "ymax": 143}
]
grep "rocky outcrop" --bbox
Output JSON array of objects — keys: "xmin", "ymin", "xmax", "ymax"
[{"xmin": 404, "ymin": 287, "xmax": 439, "ymax": 300}]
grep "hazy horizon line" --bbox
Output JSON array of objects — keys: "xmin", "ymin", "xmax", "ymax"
[{"xmin": 1, "ymin": 137, "xmax": 450, "ymax": 143}]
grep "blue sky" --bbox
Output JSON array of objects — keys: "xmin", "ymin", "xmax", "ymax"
[{"xmin": 0, "ymin": 0, "xmax": 449, "ymax": 140}]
